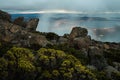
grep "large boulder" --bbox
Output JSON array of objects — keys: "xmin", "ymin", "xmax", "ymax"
[
  {"xmin": 69, "ymin": 27, "xmax": 91, "ymax": 49},
  {"xmin": 26, "ymin": 18, "xmax": 39, "ymax": 31},
  {"xmin": 0, "ymin": 10, "xmax": 11, "ymax": 22},
  {"xmin": 13, "ymin": 17, "xmax": 26, "ymax": 27},
  {"xmin": 69, "ymin": 27, "xmax": 88, "ymax": 39}
]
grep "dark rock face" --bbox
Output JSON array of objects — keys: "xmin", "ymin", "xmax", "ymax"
[
  {"xmin": 13, "ymin": 17, "xmax": 39, "ymax": 31},
  {"xmin": 70, "ymin": 27, "xmax": 88, "ymax": 39},
  {"xmin": 69, "ymin": 27, "xmax": 91, "ymax": 49},
  {"xmin": 26, "ymin": 18, "xmax": 39, "ymax": 31},
  {"xmin": 0, "ymin": 10, "xmax": 11, "ymax": 22},
  {"xmin": 0, "ymin": 10, "xmax": 48, "ymax": 47},
  {"xmin": 13, "ymin": 17, "xmax": 26, "ymax": 27}
]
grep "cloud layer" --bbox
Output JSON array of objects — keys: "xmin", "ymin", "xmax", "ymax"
[{"xmin": 0, "ymin": 0, "xmax": 120, "ymax": 12}]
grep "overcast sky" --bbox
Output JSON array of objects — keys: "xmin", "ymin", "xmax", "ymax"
[{"xmin": 0, "ymin": 0, "xmax": 119, "ymax": 12}]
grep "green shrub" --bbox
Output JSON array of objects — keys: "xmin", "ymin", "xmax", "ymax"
[{"xmin": 36, "ymin": 48, "xmax": 97, "ymax": 80}]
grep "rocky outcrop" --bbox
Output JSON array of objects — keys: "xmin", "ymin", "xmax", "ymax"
[
  {"xmin": 26, "ymin": 18, "xmax": 39, "ymax": 31},
  {"xmin": 69, "ymin": 27, "xmax": 88, "ymax": 38},
  {"xmin": 0, "ymin": 10, "xmax": 11, "ymax": 22},
  {"xmin": 69, "ymin": 27, "xmax": 91, "ymax": 49},
  {"xmin": 68, "ymin": 26, "xmax": 120, "ymax": 72},
  {"xmin": 0, "ymin": 9, "xmax": 119, "ymax": 50},
  {"xmin": 0, "ymin": 19, "xmax": 21, "ymax": 42},
  {"xmin": 13, "ymin": 17, "xmax": 26, "ymax": 27},
  {"xmin": 13, "ymin": 17, "xmax": 39, "ymax": 31},
  {"xmin": 0, "ymin": 10, "xmax": 48, "ymax": 47}
]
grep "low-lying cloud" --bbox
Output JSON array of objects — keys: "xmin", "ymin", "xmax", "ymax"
[{"xmin": 92, "ymin": 26, "xmax": 120, "ymax": 42}]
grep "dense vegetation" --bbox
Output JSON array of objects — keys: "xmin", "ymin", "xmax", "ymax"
[
  {"xmin": 0, "ymin": 43, "xmax": 97, "ymax": 80},
  {"xmin": 0, "ymin": 40, "xmax": 120, "ymax": 80}
]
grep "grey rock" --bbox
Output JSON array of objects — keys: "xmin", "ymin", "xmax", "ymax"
[
  {"xmin": 13, "ymin": 17, "xmax": 26, "ymax": 27},
  {"xmin": 0, "ymin": 10, "xmax": 48, "ymax": 47},
  {"xmin": 26, "ymin": 18, "xmax": 39, "ymax": 31},
  {"xmin": 69, "ymin": 27, "xmax": 88, "ymax": 39}
]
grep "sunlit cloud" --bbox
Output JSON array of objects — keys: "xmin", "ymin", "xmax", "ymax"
[
  {"xmin": 10, "ymin": 10, "xmax": 85, "ymax": 14},
  {"xmin": 9, "ymin": 10, "xmax": 120, "ymax": 14}
]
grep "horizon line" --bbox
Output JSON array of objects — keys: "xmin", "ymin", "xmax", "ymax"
[{"xmin": 6, "ymin": 10, "xmax": 120, "ymax": 14}]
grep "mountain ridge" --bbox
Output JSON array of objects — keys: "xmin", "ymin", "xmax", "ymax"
[{"xmin": 0, "ymin": 10, "xmax": 120, "ymax": 80}]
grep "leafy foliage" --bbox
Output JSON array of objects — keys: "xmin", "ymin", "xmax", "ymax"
[
  {"xmin": 3, "ymin": 47, "xmax": 35, "ymax": 80},
  {"xmin": 0, "ymin": 42, "xmax": 13, "ymax": 57},
  {"xmin": 0, "ymin": 42, "xmax": 120, "ymax": 80},
  {"xmin": 0, "ymin": 58, "xmax": 8, "ymax": 80},
  {"xmin": 46, "ymin": 43, "xmax": 89, "ymax": 65},
  {"xmin": 35, "ymin": 48, "xmax": 97, "ymax": 80}
]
